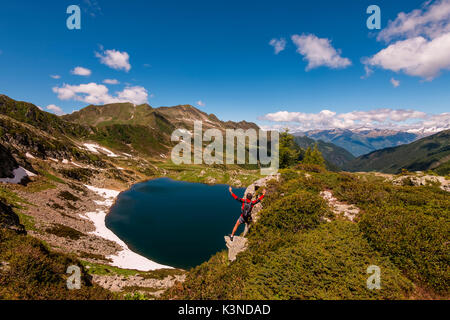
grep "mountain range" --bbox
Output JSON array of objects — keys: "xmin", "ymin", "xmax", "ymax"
[
  {"xmin": 0, "ymin": 94, "xmax": 259, "ymax": 162},
  {"xmin": 294, "ymin": 129, "xmax": 422, "ymax": 157},
  {"xmin": 345, "ymin": 129, "xmax": 450, "ymax": 175},
  {"xmin": 2, "ymin": 94, "xmax": 448, "ymax": 174}
]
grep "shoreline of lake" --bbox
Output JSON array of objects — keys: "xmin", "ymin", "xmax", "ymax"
[
  {"xmin": 81, "ymin": 184, "xmax": 174, "ymax": 271},
  {"xmin": 105, "ymin": 177, "xmax": 247, "ymax": 269}
]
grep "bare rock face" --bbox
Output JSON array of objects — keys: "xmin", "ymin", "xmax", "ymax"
[
  {"xmin": 0, "ymin": 198, "xmax": 25, "ymax": 234},
  {"xmin": 0, "ymin": 143, "xmax": 18, "ymax": 179},
  {"xmin": 224, "ymin": 236, "xmax": 248, "ymax": 262}
]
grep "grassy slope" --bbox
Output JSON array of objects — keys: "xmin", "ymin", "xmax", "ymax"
[
  {"xmin": 345, "ymin": 130, "xmax": 450, "ymax": 174},
  {"xmin": 0, "ymin": 95, "xmax": 90, "ymax": 138},
  {"xmin": 164, "ymin": 168, "xmax": 449, "ymax": 299}
]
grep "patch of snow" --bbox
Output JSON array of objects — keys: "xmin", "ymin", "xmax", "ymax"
[
  {"xmin": 122, "ymin": 153, "xmax": 132, "ymax": 158},
  {"xmin": 83, "ymin": 143, "xmax": 119, "ymax": 158},
  {"xmin": 49, "ymin": 158, "xmax": 59, "ymax": 163},
  {"xmin": 62, "ymin": 159, "xmax": 69, "ymax": 164},
  {"xmin": 70, "ymin": 162, "xmax": 83, "ymax": 168},
  {"xmin": 24, "ymin": 168, "xmax": 36, "ymax": 177},
  {"xmin": 83, "ymin": 185, "xmax": 171, "ymax": 271},
  {"xmin": 25, "ymin": 152, "xmax": 35, "ymax": 159},
  {"xmin": 83, "ymin": 143, "xmax": 99, "ymax": 154},
  {"xmin": 0, "ymin": 166, "xmax": 35, "ymax": 184}
]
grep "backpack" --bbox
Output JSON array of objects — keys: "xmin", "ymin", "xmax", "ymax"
[{"xmin": 242, "ymin": 201, "xmax": 253, "ymax": 222}]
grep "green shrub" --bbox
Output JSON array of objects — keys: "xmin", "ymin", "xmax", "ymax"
[
  {"xmin": 57, "ymin": 191, "xmax": 80, "ymax": 202},
  {"xmin": 123, "ymin": 292, "xmax": 149, "ymax": 300},
  {"xmin": 254, "ymin": 190, "xmax": 327, "ymax": 234},
  {"xmin": 59, "ymin": 168, "xmax": 98, "ymax": 183},
  {"xmin": 359, "ymin": 205, "xmax": 449, "ymax": 294},
  {"xmin": 244, "ymin": 221, "xmax": 414, "ymax": 299},
  {"xmin": 45, "ymin": 224, "xmax": 85, "ymax": 240},
  {"xmin": 324, "ymin": 173, "xmax": 449, "ymax": 294}
]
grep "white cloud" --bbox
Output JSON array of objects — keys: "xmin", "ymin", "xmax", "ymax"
[
  {"xmin": 95, "ymin": 49, "xmax": 131, "ymax": 72},
  {"xmin": 71, "ymin": 66, "xmax": 92, "ymax": 76},
  {"xmin": 378, "ymin": 0, "xmax": 450, "ymax": 42},
  {"xmin": 103, "ymin": 79, "xmax": 119, "ymax": 85},
  {"xmin": 53, "ymin": 82, "xmax": 148, "ymax": 105},
  {"xmin": 291, "ymin": 34, "xmax": 351, "ymax": 70},
  {"xmin": 116, "ymin": 86, "xmax": 148, "ymax": 105},
  {"xmin": 196, "ymin": 100, "xmax": 205, "ymax": 107},
  {"xmin": 365, "ymin": 33, "xmax": 450, "ymax": 80},
  {"xmin": 46, "ymin": 104, "xmax": 65, "ymax": 116},
  {"xmin": 259, "ymin": 108, "xmax": 436, "ymax": 131},
  {"xmin": 390, "ymin": 78, "xmax": 400, "ymax": 87},
  {"xmin": 409, "ymin": 112, "xmax": 450, "ymax": 133},
  {"xmin": 269, "ymin": 38, "xmax": 286, "ymax": 54},
  {"xmin": 50, "ymin": 74, "xmax": 61, "ymax": 79},
  {"xmin": 365, "ymin": 0, "xmax": 450, "ymax": 80}
]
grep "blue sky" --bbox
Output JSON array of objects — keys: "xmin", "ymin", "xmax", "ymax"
[{"xmin": 0, "ymin": 0, "xmax": 449, "ymax": 132}]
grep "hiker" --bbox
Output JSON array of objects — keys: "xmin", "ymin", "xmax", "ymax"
[{"xmin": 228, "ymin": 186, "xmax": 266, "ymax": 241}]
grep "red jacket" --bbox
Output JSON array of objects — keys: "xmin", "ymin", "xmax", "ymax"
[{"xmin": 231, "ymin": 192, "xmax": 265, "ymax": 217}]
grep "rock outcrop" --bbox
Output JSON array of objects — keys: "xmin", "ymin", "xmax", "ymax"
[
  {"xmin": 0, "ymin": 198, "xmax": 25, "ymax": 234},
  {"xmin": 224, "ymin": 236, "xmax": 248, "ymax": 261},
  {"xmin": 0, "ymin": 143, "xmax": 18, "ymax": 179},
  {"xmin": 392, "ymin": 174, "xmax": 450, "ymax": 192},
  {"xmin": 320, "ymin": 190, "xmax": 360, "ymax": 222},
  {"xmin": 91, "ymin": 273, "xmax": 186, "ymax": 296}
]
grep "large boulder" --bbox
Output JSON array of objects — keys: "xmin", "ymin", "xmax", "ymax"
[
  {"xmin": 224, "ymin": 236, "xmax": 247, "ymax": 262},
  {"xmin": 0, "ymin": 198, "xmax": 26, "ymax": 234},
  {"xmin": 0, "ymin": 143, "xmax": 18, "ymax": 179}
]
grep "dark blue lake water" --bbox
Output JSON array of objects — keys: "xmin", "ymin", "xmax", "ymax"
[{"xmin": 106, "ymin": 178, "xmax": 246, "ymax": 269}]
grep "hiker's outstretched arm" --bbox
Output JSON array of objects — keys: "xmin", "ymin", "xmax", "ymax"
[
  {"xmin": 229, "ymin": 186, "xmax": 243, "ymax": 202},
  {"xmin": 231, "ymin": 192, "xmax": 243, "ymax": 202},
  {"xmin": 252, "ymin": 189, "xmax": 266, "ymax": 204}
]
